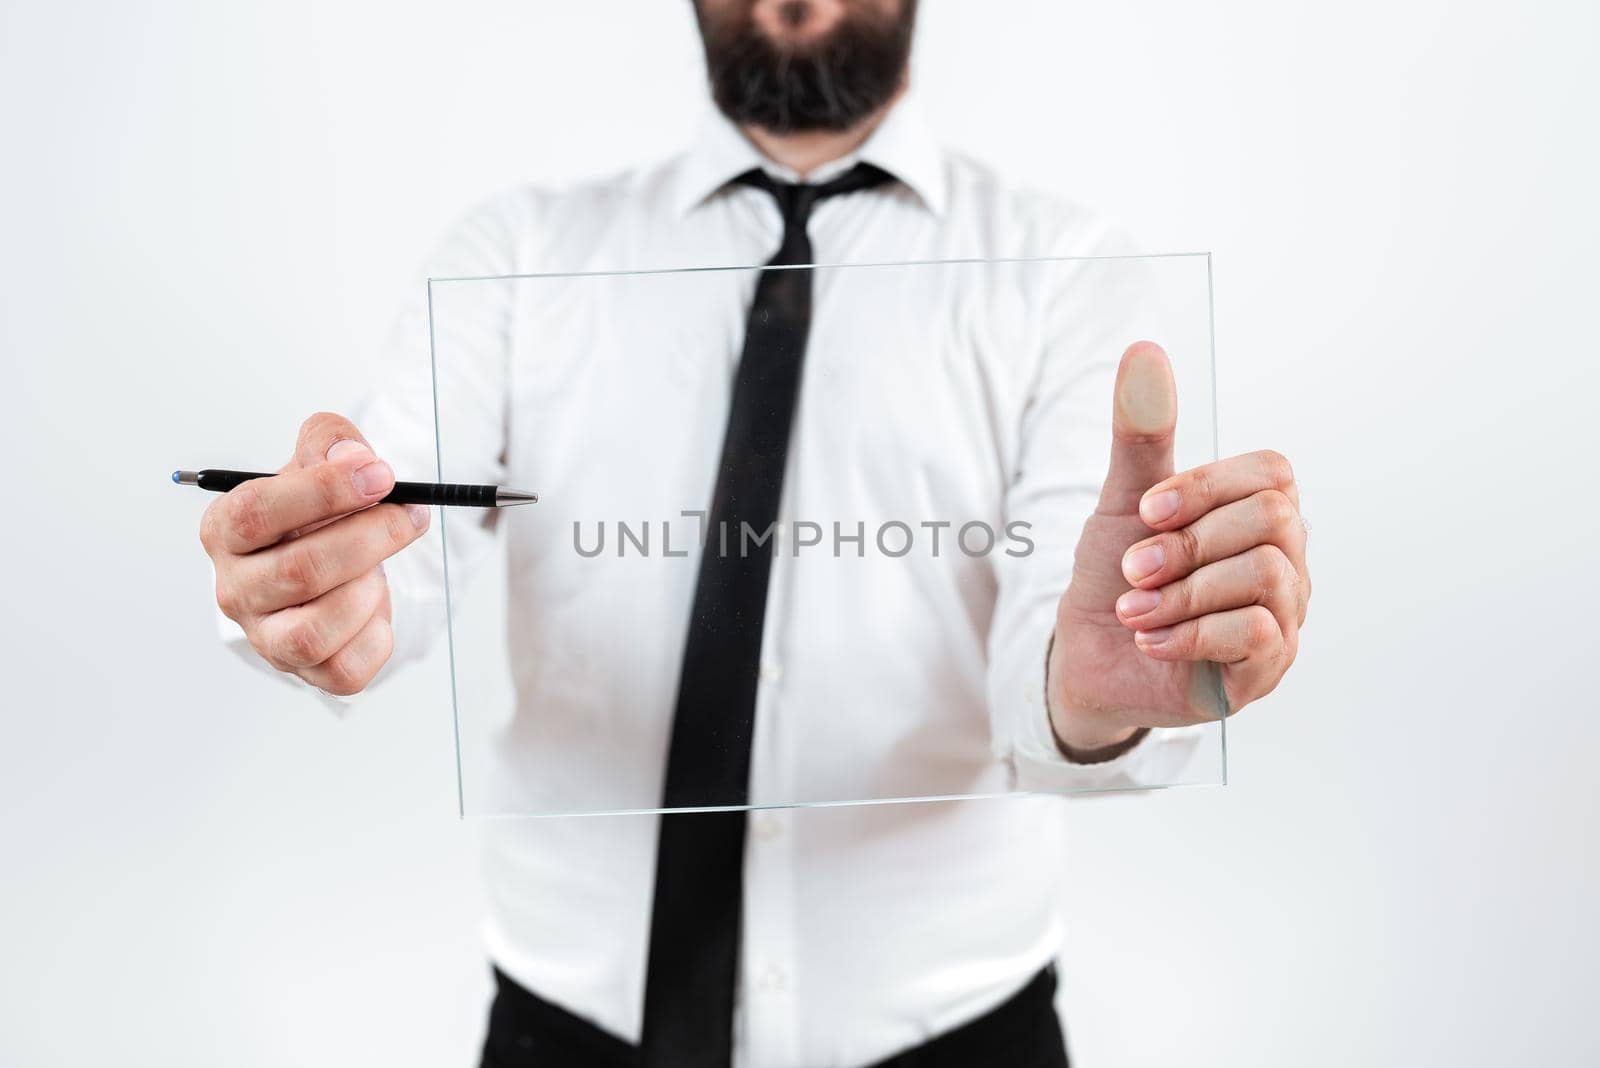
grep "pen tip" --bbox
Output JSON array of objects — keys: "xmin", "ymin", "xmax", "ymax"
[
  {"xmin": 495, "ymin": 488, "xmax": 539, "ymax": 507},
  {"xmin": 171, "ymin": 470, "xmax": 181, "ymax": 484}
]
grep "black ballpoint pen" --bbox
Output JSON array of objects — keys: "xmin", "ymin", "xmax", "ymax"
[{"xmin": 172, "ymin": 469, "xmax": 538, "ymax": 508}]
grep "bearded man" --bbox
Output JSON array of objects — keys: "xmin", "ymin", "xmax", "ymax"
[{"xmin": 197, "ymin": 2, "xmax": 1311, "ymax": 1065}]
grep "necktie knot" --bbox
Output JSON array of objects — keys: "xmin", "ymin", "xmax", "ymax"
[{"xmin": 733, "ymin": 162, "xmax": 895, "ymax": 228}]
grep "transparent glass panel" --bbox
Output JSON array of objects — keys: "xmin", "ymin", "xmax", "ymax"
[{"xmin": 428, "ymin": 254, "xmax": 1224, "ymax": 817}]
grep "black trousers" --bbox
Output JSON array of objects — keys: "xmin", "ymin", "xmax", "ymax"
[{"xmin": 480, "ymin": 965, "xmax": 1069, "ymax": 1068}]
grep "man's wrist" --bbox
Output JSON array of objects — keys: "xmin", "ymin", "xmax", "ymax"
[{"xmin": 1043, "ymin": 630, "xmax": 1149, "ymax": 764}]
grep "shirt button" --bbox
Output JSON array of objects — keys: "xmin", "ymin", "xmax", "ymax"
[
  {"xmin": 759, "ymin": 660, "xmax": 783, "ymax": 683},
  {"xmin": 753, "ymin": 812, "xmax": 783, "ymax": 842}
]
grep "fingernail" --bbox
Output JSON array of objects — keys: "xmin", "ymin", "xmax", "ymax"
[
  {"xmin": 1118, "ymin": 588, "xmax": 1161, "ymax": 617},
  {"xmin": 1136, "ymin": 626, "xmax": 1174, "ymax": 647},
  {"xmin": 352, "ymin": 459, "xmax": 394, "ymax": 497},
  {"xmin": 406, "ymin": 504, "xmax": 431, "ymax": 531},
  {"xmin": 327, "ymin": 438, "xmax": 372, "ymax": 463},
  {"xmin": 1140, "ymin": 489, "xmax": 1181, "ymax": 525},
  {"xmin": 1122, "ymin": 544, "xmax": 1165, "ymax": 582}
]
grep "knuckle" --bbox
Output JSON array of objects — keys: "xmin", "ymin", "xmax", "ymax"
[
  {"xmin": 214, "ymin": 578, "xmax": 243, "ymax": 621},
  {"xmin": 371, "ymin": 618, "xmax": 395, "ymax": 665},
  {"xmin": 1250, "ymin": 543, "xmax": 1294, "ymax": 595},
  {"xmin": 296, "ymin": 411, "xmax": 354, "ymax": 463},
  {"xmin": 1164, "ymin": 576, "xmax": 1196, "ymax": 618},
  {"xmin": 1257, "ymin": 449, "xmax": 1294, "ymax": 487},
  {"xmin": 321, "ymin": 625, "xmax": 390, "ymax": 697},
  {"xmin": 1256, "ymin": 488, "xmax": 1297, "ymax": 533},
  {"xmin": 1166, "ymin": 622, "xmax": 1197, "ymax": 657},
  {"xmin": 274, "ymin": 546, "xmax": 325, "ymax": 600},
  {"xmin": 279, "ymin": 617, "xmax": 330, "ymax": 667},
  {"xmin": 1244, "ymin": 606, "xmax": 1278, "ymax": 648},
  {"xmin": 318, "ymin": 656, "xmax": 364, "ymax": 697},
  {"xmin": 1281, "ymin": 626, "xmax": 1300, "ymax": 668},
  {"xmin": 226, "ymin": 483, "xmax": 272, "ymax": 547},
  {"xmin": 361, "ymin": 568, "xmax": 392, "ymax": 617},
  {"xmin": 314, "ymin": 463, "xmax": 353, "ymax": 514},
  {"xmin": 1170, "ymin": 524, "xmax": 1203, "ymax": 571},
  {"xmin": 1261, "ymin": 630, "xmax": 1295, "ymax": 686},
  {"xmin": 374, "ymin": 568, "xmax": 393, "ymax": 614},
  {"xmin": 198, "ymin": 505, "xmax": 220, "ymax": 554},
  {"xmin": 299, "ymin": 411, "xmax": 342, "ymax": 443},
  {"xmin": 244, "ymin": 628, "xmax": 282, "ymax": 671},
  {"xmin": 1188, "ymin": 466, "xmax": 1218, "ymax": 506},
  {"xmin": 381, "ymin": 504, "xmax": 417, "ymax": 547}
]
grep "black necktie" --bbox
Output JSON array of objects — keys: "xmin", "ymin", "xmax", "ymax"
[{"xmin": 640, "ymin": 163, "xmax": 895, "ymax": 1067}]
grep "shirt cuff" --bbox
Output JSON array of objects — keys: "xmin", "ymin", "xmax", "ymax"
[
  {"xmin": 1006, "ymin": 630, "xmax": 1206, "ymax": 793},
  {"xmin": 1012, "ymin": 701, "xmax": 1207, "ymax": 793}
]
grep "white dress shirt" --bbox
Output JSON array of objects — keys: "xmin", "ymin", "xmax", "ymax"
[{"xmin": 225, "ymin": 93, "xmax": 1200, "ymax": 1066}]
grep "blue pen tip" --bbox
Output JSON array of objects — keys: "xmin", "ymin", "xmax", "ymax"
[{"xmin": 171, "ymin": 470, "xmax": 181, "ymax": 484}]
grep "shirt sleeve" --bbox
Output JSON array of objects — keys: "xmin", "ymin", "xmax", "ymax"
[
  {"xmin": 985, "ymin": 230, "xmax": 1206, "ymax": 792},
  {"xmin": 215, "ymin": 190, "xmax": 534, "ymax": 703}
]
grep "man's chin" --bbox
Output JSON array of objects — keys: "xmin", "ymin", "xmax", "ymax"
[{"xmin": 701, "ymin": 0, "xmax": 916, "ymax": 134}]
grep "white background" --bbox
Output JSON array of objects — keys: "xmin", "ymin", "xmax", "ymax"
[{"xmin": 2, "ymin": 0, "xmax": 1597, "ymax": 1064}]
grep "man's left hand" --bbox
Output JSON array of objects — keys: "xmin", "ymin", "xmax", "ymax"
[{"xmin": 1048, "ymin": 341, "xmax": 1311, "ymax": 757}]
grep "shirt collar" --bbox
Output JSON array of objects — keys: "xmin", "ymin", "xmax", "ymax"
[{"xmin": 670, "ymin": 91, "xmax": 948, "ymax": 218}]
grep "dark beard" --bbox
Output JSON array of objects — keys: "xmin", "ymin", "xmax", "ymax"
[{"xmin": 697, "ymin": 1, "xmax": 918, "ymax": 134}]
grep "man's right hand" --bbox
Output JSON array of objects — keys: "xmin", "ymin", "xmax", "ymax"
[{"xmin": 200, "ymin": 412, "xmax": 431, "ymax": 695}]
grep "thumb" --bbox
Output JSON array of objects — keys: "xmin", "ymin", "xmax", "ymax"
[{"xmin": 1096, "ymin": 341, "xmax": 1177, "ymax": 515}]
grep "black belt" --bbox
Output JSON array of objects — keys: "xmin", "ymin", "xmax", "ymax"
[{"xmin": 480, "ymin": 965, "xmax": 1069, "ymax": 1068}]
